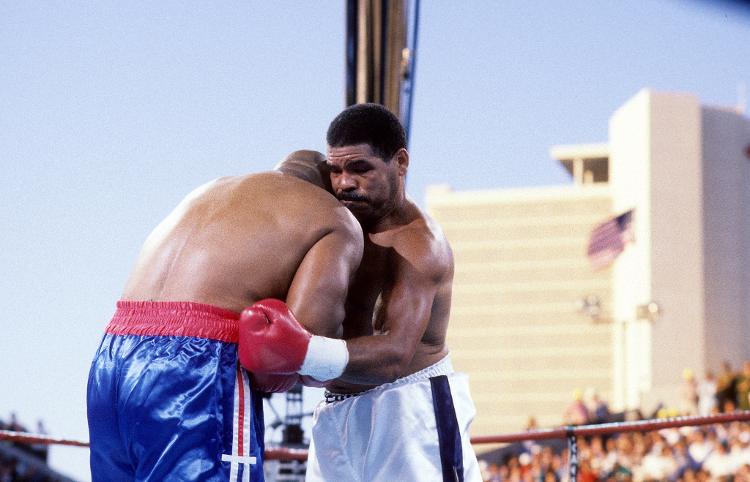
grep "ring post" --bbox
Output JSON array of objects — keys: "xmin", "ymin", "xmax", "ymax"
[{"xmin": 566, "ymin": 427, "xmax": 578, "ymax": 482}]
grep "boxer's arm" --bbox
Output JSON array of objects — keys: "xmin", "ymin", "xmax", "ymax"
[
  {"xmin": 337, "ymin": 251, "xmax": 445, "ymax": 384},
  {"xmin": 240, "ymin": 250, "xmax": 442, "ymax": 384},
  {"xmin": 238, "ymin": 216, "xmax": 362, "ymax": 379},
  {"xmin": 285, "ymin": 213, "xmax": 363, "ymax": 337}
]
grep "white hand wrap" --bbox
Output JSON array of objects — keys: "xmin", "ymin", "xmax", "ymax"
[{"xmin": 298, "ymin": 336, "xmax": 349, "ymax": 381}]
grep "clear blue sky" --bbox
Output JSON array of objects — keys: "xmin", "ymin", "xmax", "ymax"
[{"xmin": 1, "ymin": 1, "xmax": 748, "ymax": 480}]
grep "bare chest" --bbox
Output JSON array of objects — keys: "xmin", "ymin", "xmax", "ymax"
[{"xmin": 344, "ymin": 242, "xmax": 395, "ymax": 334}]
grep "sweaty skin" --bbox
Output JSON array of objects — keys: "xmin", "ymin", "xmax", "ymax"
[
  {"xmin": 122, "ymin": 155, "xmax": 363, "ymax": 336},
  {"xmin": 325, "ymin": 143, "xmax": 453, "ymax": 392}
]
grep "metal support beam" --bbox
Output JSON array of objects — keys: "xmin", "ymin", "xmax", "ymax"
[{"xmin": 345, "ymin": 0, "xmax": 420, "ymax": 143}]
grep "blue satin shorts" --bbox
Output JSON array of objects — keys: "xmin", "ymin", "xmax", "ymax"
[{"xmin": 87, "ymin": 301, "xmax": 264, "ymax": 482}]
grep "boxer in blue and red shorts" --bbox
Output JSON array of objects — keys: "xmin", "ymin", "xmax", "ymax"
[
  {"xmin": 87, "ymin": 301, "xmax": 263, "ymax": 481},
  {"xmin": 86, "ymin": 151, "xmax": 363, "ymax": 481}
]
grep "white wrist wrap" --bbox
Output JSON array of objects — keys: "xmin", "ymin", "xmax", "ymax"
[{"xmin": 299, "ymin": 336, "xmax": 349, "ymax": 381}]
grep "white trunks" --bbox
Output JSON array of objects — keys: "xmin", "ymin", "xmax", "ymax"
[{"xmin": 305, "ymin": 355, "xmax": 481, "ymax": 481}]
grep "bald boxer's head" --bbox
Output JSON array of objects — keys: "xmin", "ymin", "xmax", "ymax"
[{"xmin": 275, "ymin": 150, "xmax": 333, "ymax": 193}]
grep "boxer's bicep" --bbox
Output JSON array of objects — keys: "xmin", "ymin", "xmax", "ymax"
[
  {"xmin": 380, "ymin": 259, "xmax": 437, "ymax": 346},
  {"xmin": 348, "ymin": 257, "xmax": 437, "ymax": 365},
  {"xmin": 337, "ymin": 252, "xmax": 446, "ymax": 384},
  {"xmin": 286, "ymin": 226, "xmax": 363, "ymax": 338}
]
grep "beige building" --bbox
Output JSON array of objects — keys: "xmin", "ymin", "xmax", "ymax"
[{"xmin": 426, "ymin": 89, "xmax": 750, "ymax": 438}]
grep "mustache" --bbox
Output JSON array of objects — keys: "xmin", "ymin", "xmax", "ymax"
[{"xmin": 336, "ymin": 192, "xmax": 369, "ymax": 203}]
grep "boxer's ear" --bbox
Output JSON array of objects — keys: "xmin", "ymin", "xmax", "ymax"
[{"xmin": 392, "ymin": 148, "xmax": 409, "ymax": 176}]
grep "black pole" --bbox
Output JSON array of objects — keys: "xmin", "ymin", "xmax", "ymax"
[
  {"xmin": 402, "ymin": 0, "xmax": 420, "ymax": 145},
  {"xmin": 567, "ymin": 429, "xmax": 578, "ymax": 482},
  {"xmin": 379, "ymin": 0, "xmax": 390, "ymax": 104},
  {"xmin": 345, "ymin": 0, "xmax": 359, "ymax": 106}
]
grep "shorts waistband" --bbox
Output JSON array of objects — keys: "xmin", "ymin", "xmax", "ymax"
[
  {"xmin": 105, "ymin": 300, "xmax": 241, "ymax": 343},
  {"xmin": 324, "ymin": 391, "xmax": 358, "ymax": 403},
  {"xmin": 324, "ymin": 354, "xmax": 454, "ymax": 404}
]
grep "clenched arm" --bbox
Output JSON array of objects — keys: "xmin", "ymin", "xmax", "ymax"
[
  {"xmin": 285, "ymin": 217, "xmax": 363, "ymax": 338},
  {"xmin": 337, "ymin": 248, "xmax": 447, "ymax": 385},
  {"xmin": 240, "ymin": 218, "xmax": 452, "ymax": 387}
]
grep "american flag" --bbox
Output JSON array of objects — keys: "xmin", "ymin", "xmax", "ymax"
[{"xmin": 587, "ymin": 209, "xmax": 635, "ymax": 269}]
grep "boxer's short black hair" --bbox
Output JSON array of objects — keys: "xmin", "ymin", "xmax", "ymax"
[{"xmin": 326, "ymin": 103, "xmax": 407, "ymax": 160}]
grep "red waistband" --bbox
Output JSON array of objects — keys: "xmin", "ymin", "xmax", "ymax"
[{"xmin": 105, "ymin": 300, "xmax": 241, "ymax": 343}]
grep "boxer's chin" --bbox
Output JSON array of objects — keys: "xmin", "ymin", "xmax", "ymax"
[{"xmin": 341, "ymin": 201, "xmax": 374, "ymax": 223}]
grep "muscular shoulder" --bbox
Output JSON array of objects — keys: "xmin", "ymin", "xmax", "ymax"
[
  {"xmin": 374, "ymin": 211, "xmax": 453, "ymax": 282},
  {"xmin": 333, "ymin": 205, "xmax": 364, "ymax": 246}
]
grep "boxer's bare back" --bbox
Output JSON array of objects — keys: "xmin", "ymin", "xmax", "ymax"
[{"xmin": 122, "ymin": 155, "xmax": 362, "ymax": 336}]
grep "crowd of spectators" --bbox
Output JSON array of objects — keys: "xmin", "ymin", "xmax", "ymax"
[
  {"xmin": 480, "ymin": 360, "xmax": 750, "ymax": 481},
  {"xmin": 0, "ymin": 413, "xmax": 55, "ymax": 482},
  {"xmin": 480, "ymin": 421, "xmax": 750, "ymax": 481}
]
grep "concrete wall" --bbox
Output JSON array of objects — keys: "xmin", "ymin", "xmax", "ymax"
[
  {"xmin": 601, "ymin": 90, "xmax": 750, "ymax": 412},
  {"xmin": 648, "ymin": 91, "xmax": 705, "ymax": 410},
  {"xmin": 701, "ymin": 106, "xmax": 750, "ymax": 372},
  {"xmin": 609, "ymin": 90, "xmax": 707, "ymax": 412},
  {"xmin": 608, "ymin": 90, "xmax": 655, "ymax": 411}
]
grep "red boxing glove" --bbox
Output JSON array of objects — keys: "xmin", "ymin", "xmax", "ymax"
[
  {"xmin": 239, "ymin": 299, "xmax": 312, "ymax": 374},
  {"xmin": 251, "ymin": 372, "xmax": 300, "ymax": 394}
]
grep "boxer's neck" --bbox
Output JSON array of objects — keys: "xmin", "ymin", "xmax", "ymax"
[{"xmin": 366, "ymin": 195, "xmax": 417, "ymax": 234}]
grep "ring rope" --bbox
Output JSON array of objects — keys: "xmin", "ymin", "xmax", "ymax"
[
  {"xmin": 3, "ymin": 411, "xmax": 750, "ymax": 461},
  {"xmin": 470, "ymin": 410, "xmax": 750, "ymax": 445},
  {"xmin": 0, "ymin": 430, "xmax": 308, "ymax": 461},
  {"xmin": 0, "ymin": 429, "xmax": 88, "ymax": 448}
]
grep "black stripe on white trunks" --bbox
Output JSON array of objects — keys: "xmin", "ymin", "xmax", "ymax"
[{"xmin": 430, "ymin": 375, "xmax": 464, "ymax": 482}]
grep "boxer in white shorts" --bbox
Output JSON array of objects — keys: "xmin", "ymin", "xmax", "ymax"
[
  {"xmin": 240, "ymin": 104, "xmax": 481, "ymax": 481},
  {"xmin": 307, "ymin": 356, "xmax": 479, "ymax": 481}
]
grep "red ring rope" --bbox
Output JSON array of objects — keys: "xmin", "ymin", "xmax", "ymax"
[
  {"xmin": 470, "ymin": 410, "xmax": 750, "ymax": 445},
  {"xmin": 0, "ymin": 429, "xmax": 306, "ymax": 461},
  {"xmin": 0, "ymin": 430, "xmax": 88, "ymax": 448},
  {"xmin": 3, "ymin": 411, "xmax": 750, "ymax": 460}
]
